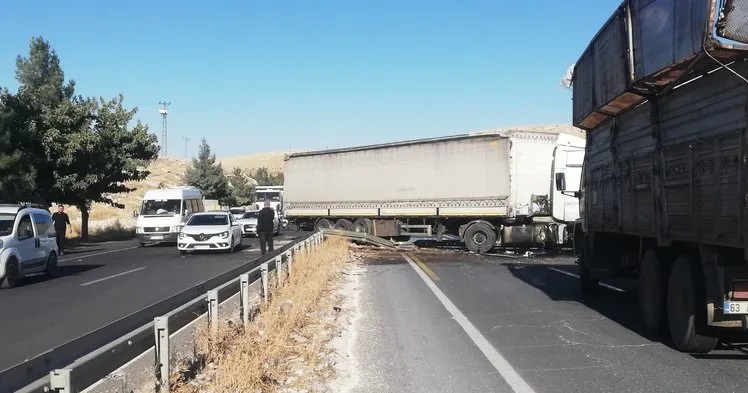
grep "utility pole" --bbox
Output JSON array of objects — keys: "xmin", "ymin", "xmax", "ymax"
[
  {"xmin": 158, "ymin": 101, "xmax": 171, "ymax": 156},
  {"xmin": 183, "ymin": 136, "xmax": 191, "ymax": 159}
]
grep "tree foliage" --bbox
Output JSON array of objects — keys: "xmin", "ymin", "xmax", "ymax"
[
  {"xmin": 184, "ymin": 138, "xmax": 232, "ymax": 204},
  {"xmin": 251, "ymin": 167, "xmax": 284, "ymax": 186},
  {"xmin": 0, "ymin": 36, "xmax": 160, "ymax": 238},
  {"xmin": 228, "ymin": 167, "xmax": 254, "ymax": 206}
]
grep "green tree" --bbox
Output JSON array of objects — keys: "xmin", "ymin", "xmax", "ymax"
[
  {"xmin": 52, "ymin": 95, "xmax": 159, "ymax": 239},
  {"xmin": 251, "ymin": 167, "xmax": 284, "ymax": 186},
  {"xmin": 0, "ymin": 90, "xmax": 38, "ymax": 201},
  {"xmin": 228, "ymin": 167, "xmax": 253, "ymax": 206},
  {"xmin": 184, "ymin": 138, "xmax": 232, "ymax": 204}
]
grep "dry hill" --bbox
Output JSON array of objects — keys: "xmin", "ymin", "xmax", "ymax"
[{"xmin": 63, "ymin": 152, "xmax": 289, "ymax": 238}]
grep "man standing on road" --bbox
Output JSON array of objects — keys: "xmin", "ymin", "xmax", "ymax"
[
  {"xmin": 52, "ymin": 205, "xmax": 71, "ymax": 255},
  {"xmin": 257, "ymin": 200, "xmax": 275, "ymax": 255}
]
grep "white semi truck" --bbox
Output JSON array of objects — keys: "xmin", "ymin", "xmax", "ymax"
[{"xmin": 283, "ymin": 126, "xmax": 585, "ymax": 253}]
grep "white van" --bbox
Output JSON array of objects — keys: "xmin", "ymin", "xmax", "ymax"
[{"xmin": 135, "ymin": 187, "xmax": 204, "ymax": 246}]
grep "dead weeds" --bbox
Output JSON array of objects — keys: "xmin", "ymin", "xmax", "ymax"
[{"xmin": 171, "ymin": 236, "xmax": 350, "ymax": 393}]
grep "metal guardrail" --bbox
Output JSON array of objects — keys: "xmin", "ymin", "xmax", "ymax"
[{"xmin": 2, "ymin": 231, "xmax": 323, "ymax": 393}]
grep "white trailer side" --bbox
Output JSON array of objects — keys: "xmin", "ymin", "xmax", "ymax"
[{"xmin": 284, "ymin": 126, "xmax": 585, "ymax": 252}]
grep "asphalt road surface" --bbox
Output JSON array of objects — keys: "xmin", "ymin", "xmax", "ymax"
[
  {"xmin": 0, "ymin": 231, "xmax": 304, "ymax": 372},
  {"xmin": 349, "ymin": 249, "xmax": 748, "ymax": 393}
]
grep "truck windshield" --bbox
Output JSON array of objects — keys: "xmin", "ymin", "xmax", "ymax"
[
  {"xmin": 140, "ymin": 199, "xmax": 181, "ymax": 216},
  {"xmin": 257, "ymin": 192, "xmax": 280, "ymax": 201},
  {"xmin": 0, "ymin": 213, "xmax": 15, "ymax": 236}
]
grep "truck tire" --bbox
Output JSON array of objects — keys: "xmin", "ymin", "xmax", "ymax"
[
  {"xmin": 334, "ymin": 219, "xmax": 354, "ymax": 231},
  {"xmin": 639, "ymin": 250, "xmax": 668, "ymax": 334},
  {"xmin": 353, "ymin": 218, "xmax": 373, "ymax": 234},
  {"xmin": 667, "ymin": 256, "xmax": 718, "ymax": 353},
  {"xmin": 314, "ymin": 219, "xmax": 333, "ymax": 231},
  {"xmin": 464, "ymin": 222, "xmax": 497, "ymax": 254}
]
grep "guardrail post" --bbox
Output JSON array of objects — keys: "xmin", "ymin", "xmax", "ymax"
[
  {"xmin": 49, "ymin": 368, "xmax": 72, "ymax": 392},
  {"xmin": 276, "ymin": 256, "xmax": 284, "ymax": 286},
  {"xmin": 261, "ymin": 262, "xmax": 269, "ymax": 302},
  {"xmin": 154, "ymin": 316, "xmax": 170, "ymax": 392},
  {"xmin": 207, "ymin": 290, "xmax": 219, "ymax": 334},
  {"xmin": 286, "ymin": 250, "xmax": 293, "ymax": 276},
  {"xmin": 240, "ymin": 273, "xmax": 250, "ymax": 326}
]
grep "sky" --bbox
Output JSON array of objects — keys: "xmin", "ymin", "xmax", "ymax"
[{"xmin": 0, "ymin": 0, "xmax": 621, "ymax": 158}]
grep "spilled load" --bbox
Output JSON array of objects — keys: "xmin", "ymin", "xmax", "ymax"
[{"xmin": 572, "ymin": 0, "xmax": 748, "ymax": 130}]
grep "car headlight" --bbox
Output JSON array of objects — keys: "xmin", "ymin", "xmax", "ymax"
[
  {"xmin": 170, "ymin": 226, "xmax": 181, "ymax": 232},
  {"xmin": 136, "ymin": 227, "xmax": 144, "ymax": 234},
  {"xmin": 178, "ymin": 232, "xmax": 186, "ymax": 239},
  {"xmin": 220, "ymin": 231, "xmax": 229, "ymax": 238}
]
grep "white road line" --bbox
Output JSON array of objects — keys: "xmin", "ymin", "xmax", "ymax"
[
  {"xmin": 60, "ymin": 246, "xmax": 139, "ymax": 263},
  {"xmin": 402, "ymin": 254, "xmax": 536, "ymax": 393},
  {"xmin": 80, "ymin": 267, "xmax": 146, "ymax": 287},
  {"xmin": 547, "ymin": 267, "xmax": 625, "ymax": 292}
]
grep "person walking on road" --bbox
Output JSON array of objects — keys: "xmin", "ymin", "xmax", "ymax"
[
  {"xmin": 257, "ymin": 200, "xmax": 275, "ymax": 255},
  {"xmin": 52, "ymin": 205, "xmax": 71, "ymax": 255}
]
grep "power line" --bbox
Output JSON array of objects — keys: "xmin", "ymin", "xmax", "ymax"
[{"xmin": 158, "ymin": 101, "xmax": 171, "ymax": 156}]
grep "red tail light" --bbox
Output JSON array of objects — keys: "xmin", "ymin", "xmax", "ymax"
[{"xmin": 732, "ymin": 280, "xmax": 748, "ymax": 300}]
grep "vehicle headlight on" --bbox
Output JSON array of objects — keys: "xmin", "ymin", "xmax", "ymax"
[
  {"xmin": 136, "ymin": 227, "xmax": 144, "ymax": 234},
  {"xmin": 220, "ymin": 231, "xmax": 229, "ymax": 238}
]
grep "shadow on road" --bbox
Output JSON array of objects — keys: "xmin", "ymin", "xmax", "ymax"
[
  {"xmin": 503, "ymin": 262, "xmax": 748, "ymax": 359},
  {"xmin": 15, "ymin": 264, "xmax": 105, "ymax": 287}
]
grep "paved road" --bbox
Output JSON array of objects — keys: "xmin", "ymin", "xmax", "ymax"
[
  {"xmin": 349, "ymin": 249, "xmax": 748, "ymax": 393},
  {"xmin": 0, "ymin": 232, "xmax": 304, "ymax": 372}
]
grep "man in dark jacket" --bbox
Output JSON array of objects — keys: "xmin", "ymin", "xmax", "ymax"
[
  {"xmin": 257, "ymin": 200, "xmax": 275, "ymax": 255},
  {"xmin": 52, "ymin": 205, "xmax": 71, "ymax": 255}
]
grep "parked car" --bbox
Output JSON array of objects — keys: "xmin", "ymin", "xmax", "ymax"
[
  {"xmin": 0, "ymin": 204, "xmax": 59, "ymax": 287},
  {"xmin": 238, "ymin": 210, "xmax": 280, "ymax": 237},
  {"xmin": 229, "ymin": 207, "xmax": 246, "ymax": 221},
  {"xmin": 177, "ymin": 211, "xmax": 242, "ymax": 254}
]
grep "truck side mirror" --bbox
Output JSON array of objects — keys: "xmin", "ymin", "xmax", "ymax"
[{"xmin": 555, "ymin": 173, "xmax": 566, "ymax": 192}]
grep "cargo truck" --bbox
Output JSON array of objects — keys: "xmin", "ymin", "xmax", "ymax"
[
  {"xmin": 283, "ymin": 126, "xmax": 585, "ymax": 253},
  {"xmin": 563, "ymin": 0, "xmax": 748, "ymax": 353}
]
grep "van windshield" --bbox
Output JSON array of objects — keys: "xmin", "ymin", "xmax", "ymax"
[
  {"xmin": 140, "ymin": 199, "xmax": 181, "ymax": 216},
  {"xmin": 0, "ymin": 213, "xmax": 15, "ymax": 236},
  {"xmin": 257, "ymin": 192, "xmax": 280, "ymax": 201}
]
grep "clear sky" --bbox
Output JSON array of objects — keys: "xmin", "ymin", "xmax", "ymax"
[{"xmin": 0, "ymin": 0, "xmax": 620, "ymax": 158}]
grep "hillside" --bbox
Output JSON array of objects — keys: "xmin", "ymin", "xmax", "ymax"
[{"xmin": 63, "ymin": 152, "xmax": 289, "ymax": 237}]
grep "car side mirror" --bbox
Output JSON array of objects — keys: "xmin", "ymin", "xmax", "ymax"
[{"xmin": 555, "ymin": 172, "xmax": 566, "ymax": 192}]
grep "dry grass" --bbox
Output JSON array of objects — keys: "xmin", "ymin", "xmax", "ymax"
[
  {"xmin": 67, "ymin": 219, "xmax": 136, "ymax": 242},
  {"xmin": 172, "ymin": 236, "xmax": 350, "ymax": 393},
  {"xmin": 55, "ymin": 151, "xmax": 289, "ymax": 236}
]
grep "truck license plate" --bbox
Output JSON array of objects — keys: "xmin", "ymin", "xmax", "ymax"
[{"xmin": 723, "ymin": 301, "xmax": 748, "ymax": 314}]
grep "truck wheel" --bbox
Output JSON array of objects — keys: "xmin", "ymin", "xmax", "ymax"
[
  {"xmin": 639, "ymin": 250, "xmax": 669, "ymax": 334},
  {"xmin": 353, "ymin": 218, "xmax": 373, "ymax": 234},
  {"xmin": 334, "ymin": 219, "xmax": 354, "ymax": 231},
  {"xmin": 314, "ymin": 219, "xmax": 333, "ymax": 231},
  {"xmin": 667, "ymin": 256, "xmax": 718, "ymax": 353},
  {"xmin": 464, "ymin": 222, "xmax": 496, "ymax": 254}
]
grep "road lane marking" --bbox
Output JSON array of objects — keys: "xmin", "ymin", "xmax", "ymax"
[
  {"xmin": 407, "ymin": 253, "xmax": 440, "ymax": 281},
  {"xmin": 80, "ymin": 267, "xmax": 146, "ymax": 287},
  {"xmin": 547, "ymin": 267, "xmax": 625, "ymax": 292},
  {"xmin": 60, "ymin": 246, "xmax": 139, "ymax": 263},
  {"xmin": 402, "ymin": 254, "xmax": 536, "ymax": 393}
]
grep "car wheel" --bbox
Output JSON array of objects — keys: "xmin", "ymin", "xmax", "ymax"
[
  {"xmin": 45, "ymin": 252, "xmax": 59, "ymax": 278},
  {"xmin": 227, "ymin": 237, "xmax": 234, "ymax": 253},
  {"xmin": 5, "ymin": 258, "xmax": 21, "ymax": 288}
]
